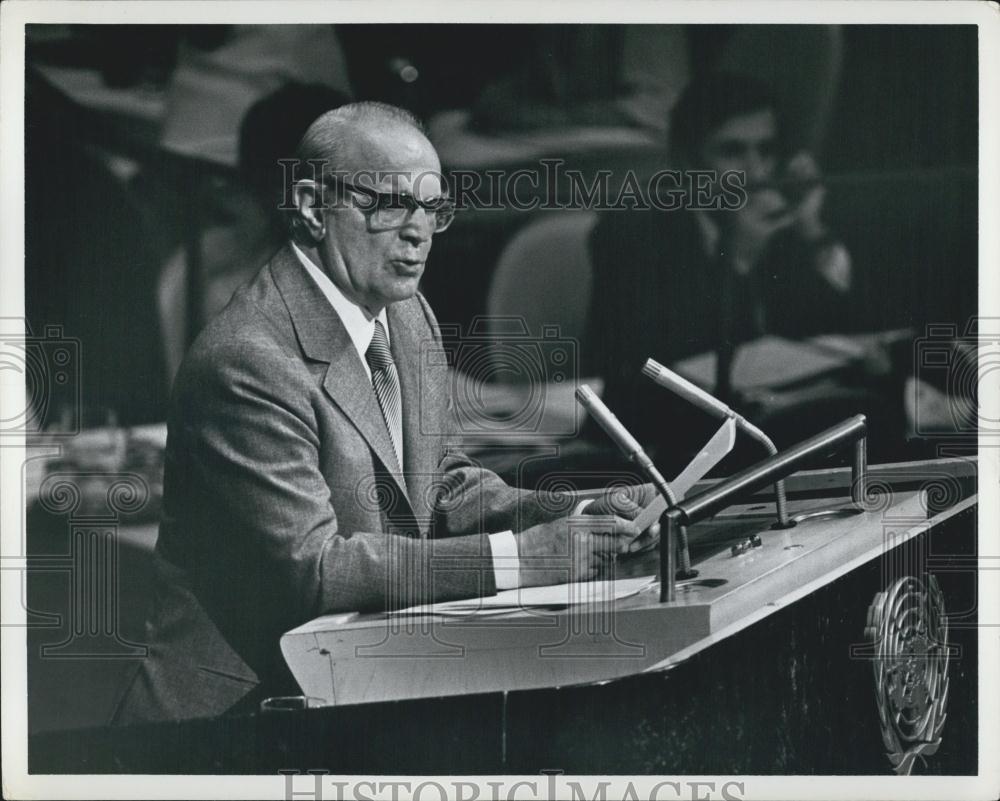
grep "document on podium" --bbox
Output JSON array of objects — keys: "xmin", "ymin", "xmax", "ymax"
[{"xmin": 391, "ymin": 575, "xmax": 658, "ymax": 616}]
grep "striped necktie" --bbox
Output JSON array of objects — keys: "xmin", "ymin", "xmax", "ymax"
[{"xmin": 365, "ymin": 319, "xmax": 404, "ymax": 470}]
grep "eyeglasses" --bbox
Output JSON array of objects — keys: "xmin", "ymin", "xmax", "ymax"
[{"xmin": 323, "ymin": 177, "xmax": 456, "ymax": 233}]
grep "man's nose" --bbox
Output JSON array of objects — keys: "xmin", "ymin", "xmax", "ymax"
[{"xmin": 399, "ymin": 208, "xmax": 435, "ymax": 245}]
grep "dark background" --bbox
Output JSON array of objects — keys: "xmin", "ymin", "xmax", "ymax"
[{"xmin": 25, "ymin": 24, "xmax": 978, "ymax": 428}]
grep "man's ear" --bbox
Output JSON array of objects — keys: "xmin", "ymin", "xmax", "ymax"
[{"xmin": 292, "ymin": 180, "xmax": 325, "ymax": 241}]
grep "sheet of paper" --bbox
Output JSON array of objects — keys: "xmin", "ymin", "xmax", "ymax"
[
  {"xmin": 392, "ymin": 575, "xmax": 657, "ymax": 616},
  {"xmin": 633, "ymin": 417, "xmax": 737, "ymax": 531}
]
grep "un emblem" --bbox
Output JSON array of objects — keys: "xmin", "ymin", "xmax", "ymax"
[{"xmin": 864, "ymin": 575, "xmax": 950, "ymax": 775}]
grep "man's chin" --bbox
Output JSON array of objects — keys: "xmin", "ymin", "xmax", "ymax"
[{"xmin": 384, "ymin": 275, "xmax": 422, "ymax": 303}]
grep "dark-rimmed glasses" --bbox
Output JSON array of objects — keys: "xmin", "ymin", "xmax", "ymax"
[{"xmin": 323, "ymin": 177, "xmax": 456, "ymax": 233}]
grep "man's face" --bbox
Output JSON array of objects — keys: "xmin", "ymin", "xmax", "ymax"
[
  {"xmin": 700, "ymin": 108, "xmax": 779, "ymax": 185},
  {"xmin": 318, "ymin": 124, "xmax": 443, "ymax": 315}
]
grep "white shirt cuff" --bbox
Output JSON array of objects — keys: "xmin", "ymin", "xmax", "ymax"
[
  {"xmin": 489, "ymin": 530, "xmax": 519, "ymax": 590},
  {"xmin": 572, "ymin": 498, "xmax": 595, "ymax": 516}
]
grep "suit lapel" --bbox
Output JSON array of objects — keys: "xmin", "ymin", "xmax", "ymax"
[{"xmin": 269, "ymin": 245, "xmax": 411, "ymax": 508}]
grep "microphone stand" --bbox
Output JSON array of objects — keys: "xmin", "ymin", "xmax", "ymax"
[{"xmin": 658, "ymin": 415, "xmax": 868, "ymax": 602}]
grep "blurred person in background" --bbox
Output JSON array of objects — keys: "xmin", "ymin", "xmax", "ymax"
[
  {"xmin": 156, "ymin": 83, "xmax": 349, "ymax": 382},
  {"xmin": 24, "ymin": 74, "xmax": 170, "ymax": 425},
  {"xmin": 585, "ymin": 72, "xmax": 856, "ymax": 473},
  {"xmin": 25, "ymin": 25, "xmax": 353, "ymax": 422}
]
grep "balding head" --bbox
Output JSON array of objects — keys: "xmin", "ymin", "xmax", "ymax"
[{"xmin": 296, "ymin": 101, "xmax": 433, "ymax": 178}]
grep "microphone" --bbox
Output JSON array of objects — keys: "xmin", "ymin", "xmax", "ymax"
[
  {"xmin": 575, "ymin": 384, "xmax": 677, "ymax": 508},
  {"xmin": 642, "ymin": 359, "xmax": 735, "ymax": 421},
  {"xmin": 575, "ymin": 385, "xmax": 698, "ymax": 581},
  {"xmin": 575, "ymin": 385, "xmax": 648, "ymax": 464},
  {"xmin": 642, "ymin": 359, "xmax": 793, "ymax": 528}
]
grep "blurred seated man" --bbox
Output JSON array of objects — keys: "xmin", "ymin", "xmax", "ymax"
[{"xmin": 585, "ymin": 72, "xmax": 854, "ymax": 473}]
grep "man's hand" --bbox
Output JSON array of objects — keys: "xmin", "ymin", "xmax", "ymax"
[
  {"xmin": 719, "ymin": 187, "xmax": 794, "ymax": 271},
  {"xmin": 517, "ymin": 515, "xmax": 639, "ymax": 587},
  {"xmin": 783, "ymin": 151, "xmax": 827, "ymax": 242},
  {"xmin": 580, "ymin": 483, "xmax": 655, "ymax": 519},
  {"xmin": 581, "ymin": 483, "xmax": 660, "ymax": 554},
  {"xmin": 781, "ymin": 151, "xmax": 851, "ymax": 293}
]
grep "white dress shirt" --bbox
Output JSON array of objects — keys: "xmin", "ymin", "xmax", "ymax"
[{"xmin": 291, "ymin": 243, "xmax": 521, "ymax": 590}]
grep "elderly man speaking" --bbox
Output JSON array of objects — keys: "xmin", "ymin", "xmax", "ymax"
[{"xmin": 112, "ymin": 102, "xmax": 646, "ymax": 723}]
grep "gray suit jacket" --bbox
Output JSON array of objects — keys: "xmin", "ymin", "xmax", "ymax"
[{"xmin": 112, "ymin": 245, "xmax": 564, "ymax": 723}]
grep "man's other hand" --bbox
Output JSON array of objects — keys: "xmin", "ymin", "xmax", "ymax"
[{"xmin": 517, "ymin": 515, "xmax": 639, "ymax": 587}]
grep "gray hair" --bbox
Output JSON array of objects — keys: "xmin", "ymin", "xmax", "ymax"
[{"xmin": 295, "ymin": 101, "xmax": 427, "ymax": 174}]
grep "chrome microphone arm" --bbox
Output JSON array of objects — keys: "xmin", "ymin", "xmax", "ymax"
[{"xmin": 642, "ymin": 359, "xmax": 792, "ymax": 528}]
